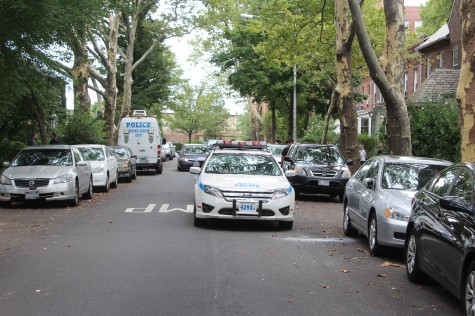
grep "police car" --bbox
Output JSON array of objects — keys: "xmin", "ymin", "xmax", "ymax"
[{"xmin": 190, "ymin": 141, "xmax": 295, "ymax": 229}]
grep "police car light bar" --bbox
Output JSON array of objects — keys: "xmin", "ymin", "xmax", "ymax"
[{"xmin": 215, "ymin": 140, "xmax": 267, "ymax": 149}]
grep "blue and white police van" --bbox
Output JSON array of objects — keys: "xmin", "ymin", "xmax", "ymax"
[{"xmin": 118, "ymin": 110, "xmax": 165, "ymax": 174}]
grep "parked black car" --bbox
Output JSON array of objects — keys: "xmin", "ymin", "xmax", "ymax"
[
  {"xmin": 177, "ymin": 144, "xmax": 210, "ymax": 171},
  {"xmin": 111, "ymin": 146, "xmax": 137, "ymax": 182},
  {"xmin": 405, "ymin": 162, "xmax": 475, "ymax": 314},
  {"xmin": 283, "ymin": 143, "xmax": 353, "ymax": 201}
]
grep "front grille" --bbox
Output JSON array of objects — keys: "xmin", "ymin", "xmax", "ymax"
[
  {"xmin": 221, "ymin": 190, "xmax": 273, "ymax": 203},
  {"xmin": 310, "ymin": 170, "xmax": 337, "ymax": 178},
  {"xmin": 14, "ymin": 178, "xmax": 50, "ymax": 188},
  {"xmin": 218, "ymin": 208, "xmax": 275, "ymax": 217}
]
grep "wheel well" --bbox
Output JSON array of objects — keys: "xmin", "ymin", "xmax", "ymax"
[{"xmin": 461, "ymin": 254, "xmax": 475, "ymax": 300}]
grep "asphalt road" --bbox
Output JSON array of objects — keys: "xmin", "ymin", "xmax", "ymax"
[{"xmin": 0, "ymin": 160, "xmax": 464, "ymax": 315}]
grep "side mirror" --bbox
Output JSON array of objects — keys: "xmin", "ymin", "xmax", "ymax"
[
  {"xmin": 162, "ymin": 138, "xmax": 167, "ymax": 144},
  {"xmin": 285, "ymin": 170, "xmax": 296, "ymax": 177},
  {"xmin": 77, "ymin": 161, "xmax": 88, "ymax": 167},
  {"xmin": 346, "ymin": 159, "xmax": 354, "ymax": 166},
  {"xmin": 190, "ymin": 166, "xmax": 201, "ymax": 174},
  {"xmin": 2, "ymin": 161, "xmax": 10, "ymax": 167},
  {"xmin": 283, "ymin": 156, "xmax": 293, "ymax": 163},
  {"xmin": 362, "ymin": 178, "xmax": 375, "ymax": 190},
  {"xmin": 439, "ymin": 196, "xmax": 471, "ymax": 213},
  {"xmin": 131, "ymin": 155, "xmax": 137, "ymax": 159}
]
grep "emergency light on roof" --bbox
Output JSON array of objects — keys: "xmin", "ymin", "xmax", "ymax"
[
  {"xmin": 214, "ymin": 140, "xmax": 267, "ymax": 150},
  {"xmin": 132, "ymin": 110, "xmax": 147, "ymax": 116}
]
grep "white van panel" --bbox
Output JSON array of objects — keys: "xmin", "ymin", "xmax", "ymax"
[{"xmin": 118, "ymin": 116, "xmax": 163, "ymax": 173}]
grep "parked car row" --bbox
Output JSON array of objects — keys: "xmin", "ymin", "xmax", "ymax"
[{"xmin": 0, "ymin": 144, "xmax": 138, "ymax": 208}]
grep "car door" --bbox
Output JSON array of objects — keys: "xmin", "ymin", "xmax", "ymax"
[
  {"xmin": 354, "ymin": 160, "xmax": 380, "ymax": 231},
  {"xmin": 430, "ymin": 167, "xmax": 473, "ymax": 295},
  {"xmin": 72, "ymin": 147, "xmax": 89, "ymax": 192},
  {"xmin": 105, "ymin": 147, "xmax": 118, "ymax": 181},
  {"xmin": 346, "ymin": 161, "xmax": 373, "ymax": 230}
]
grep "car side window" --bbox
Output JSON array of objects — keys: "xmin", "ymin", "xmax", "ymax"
[
  {"xmin": 354, "ymin": 161, "xmax": 373, "ymax": 182},
  {"xmin": 430, "ymin": 168, "xmax": 458, "ymax": 196},
  {"xmin": 450, "ymin": 168, "xmax": 473, "ymax": 205},
  {"xmin": 72, "ymin": 147, "xmax": 83, "ymax": 163},
  {"xmin": 366, "ymin": 161, "xmax": 380, "ymax": 180}
]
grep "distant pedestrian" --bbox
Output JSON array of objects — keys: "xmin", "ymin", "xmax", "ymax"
[
  {"xmin": 359, "ymin": 145, "xmax": 367, "ymax": 165},
  {"xmin": 28, "ymin": 132, "xmax": 38, "ymax": 146},
  {"xmin": 49, "ymin": 132, "xmax": 60, "ymax": 144}
]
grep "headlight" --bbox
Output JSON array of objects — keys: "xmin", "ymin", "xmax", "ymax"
[
  {"xmin": 341, "ymin": 168, "xmax": 351, "ymax": 179},
  {"xmin": 119, "ymin": 162, "xmax": 129, "ymax": 168},
  {"xmin": 204, "ymin": 185, "xmax": 223, "ymax": 198},
  {"xmin": 294, "ymin": 165, "xmax": 307, "ymax": 176},
  {"xmin": 0, "ymin": 175, "xmax": 11, "ymax": 185},
  {"xmin": 385, "ymin": 204, "xmax": 410, "ymax": 222},
  {"xmin": 54, "ymin": 174, "xmax": 72, "ymax": 184},
  {"xmin": 272, "ymin": 186, "xmax": 292, "ymax": 200},
  {"xmin": 92, "ymin": 166, "xmax": 104, "ymax": 173}
]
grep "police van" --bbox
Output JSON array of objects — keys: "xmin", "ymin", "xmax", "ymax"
[{"xmin": 118, "ymin": 110, "xmax": 165, "ymax": 174}]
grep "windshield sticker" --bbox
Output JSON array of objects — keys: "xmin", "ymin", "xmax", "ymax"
[{"xmin": 235, "ymin": 182, "xmax": 261, "ymax": 189}]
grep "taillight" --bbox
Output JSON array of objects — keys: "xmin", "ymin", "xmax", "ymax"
[{"xmin": 157, "ymin": 145, "xmax": 161, "ymax": 157}]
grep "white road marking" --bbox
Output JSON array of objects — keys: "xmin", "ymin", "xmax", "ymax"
[
  {"xmin": 125, "ymin": 204, "xmax": 156, "ymax": 213},
  {"xmin": 276, "ymin": 237, "xmax": 356, "ymax": 243},
  {"xmin": 158, "ymin": 204, "xmax": 194, "ymax": 213}
]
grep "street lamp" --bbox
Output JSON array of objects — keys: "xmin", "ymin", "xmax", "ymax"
[{"xmin": 240, "ymin": 13, "xmax": 297, "ymax": 141}]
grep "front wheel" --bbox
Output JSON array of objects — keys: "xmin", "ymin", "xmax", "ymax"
[
  {"xmin": 111, "ymin": 171, "xmax": 118, "ymax": 188},
  {"xmin": 82, "ymin": 177, "xmax": 94, "ymax": 199},
  {"xmin": 69, "ymin": 181, "xmax": 79, "ymax": 207},
  {"xmin": 465, "ymin": 262, "xmax": 475, "ymax": 315},
  {"xmin": 406, "ymin": 228, "xmax": 424, "ymax": 283},
  {"xmin": 368, "ymin": 212, "xmax": 382, "ymax": 256},
  {"xmin": 103, "ymin": 175, "xmax": 110, "ymax": 192},
  {"xmin": 343, "ymin": 204, "xmax": 358, "ymax": 237}
]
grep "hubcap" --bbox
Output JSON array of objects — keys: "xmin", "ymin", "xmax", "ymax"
[
  {"xmin": 369, "ymin": 218, "xmax": 377, "ymax": 249},
  {"xmin": 466, "ymin": 271, "xmax": 475, "ymax": 315},
  {"xmin": 407, "ymin": 235, "xmax": 416, "ymax": 273}
]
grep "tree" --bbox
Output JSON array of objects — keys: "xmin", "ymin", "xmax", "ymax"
[
  {"xmin": 418, "ymin": 0, "xmax": 453, "ymax": 36},
  {"xmin": 349, "ymin": 0, "xmax": 412, "ymax": 155},
  {"xmin": 457, "ymin": 0, "xmax": 475, "ymax": 161}
]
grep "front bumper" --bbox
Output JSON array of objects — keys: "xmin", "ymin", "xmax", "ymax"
[
  {"xmin": 290, "ymin": 175, "xmax": 349, "ymax": 196},
  {"xmin": 376, "ymin": 213, "xmax": 408, "ymax": 248},
  {"xmin": 0, "ymin": 181, "xmax": 76, "ymax": 202},
  {"xmin": 194, "ymin": 188, "xmax": 294, "ymax": 222}
]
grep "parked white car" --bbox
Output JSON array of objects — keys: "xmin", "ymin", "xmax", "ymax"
[
  {"xmin": 0, "ymin": 145, "xmax": 93, "ymax": 207},
  {"xmin": 75, "ymin": 144, "xmax": 118, "ymax": 192},
  {"xmin": 190, "ymin": 141, "xmax": 296, "ymax": 229}
]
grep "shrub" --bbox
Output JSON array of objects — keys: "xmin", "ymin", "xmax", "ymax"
[
  {"xmin": 357, "ymin": 133, "xmax": 378, "ymax": 158},
  {"xmin": 59, "ymin": 112, "xmax": 107, "ymax": 145}
]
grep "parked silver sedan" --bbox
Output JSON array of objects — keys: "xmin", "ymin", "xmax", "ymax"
[
  {"xmin": 75, "ymin": 144, "xmax": 118, "ymax": 192},
  {"xmin": 342, "ymin": 155, "xmax": 452, "ymax": 256},
  {"xmin": 0, "ymin": 145, "xmax": 93, "ymax": 207}
]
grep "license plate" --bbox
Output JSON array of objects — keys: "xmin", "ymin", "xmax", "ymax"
[
  {"xmin": 319, "ymin": 180, "xmax": 330, "ymax": 186},
  {"xmin": 239, "ymin": 203, "xmax": 257, "ymax": 212},
  {"xmin": 140, "ymin": 156, "xmax": 148, "ymax": 162},
  {"xmin": 25, "ymin": 191, "xmax": 39, "ymax": 200}
]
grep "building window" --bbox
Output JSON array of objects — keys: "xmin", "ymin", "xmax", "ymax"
[
  {"xmin": 404, "ymin": 20, "xmax": 409, "ymax": 30},
  {"xmin": 404, "ymin": 73, "xmax": 408, "ymax": 97},
  {"xmin": 439, "ymin": 51, "xmax": 444, "ymax": 68},
  {"xmin": 453, "ymin": 46, "xmax": 459, "ymax": 67},
  {"xmin": 414, "ymin": 21, "xmax": 422, "ymax": 31},
  {"xmin": 366, "ymin": 84, "xmax": 370, "ymax": 105},
  {"xmin": 414, "ymin": 69, "xmax": 418, "ymax": 92},
  {"xmin": 373, "ymin": 83, "xmax": 377, "ymax": 105}
]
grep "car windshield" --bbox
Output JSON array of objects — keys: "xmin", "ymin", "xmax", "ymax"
[
  {"xmin": 382, "ymin": 163, "xmax": 448, "ymax": 190},
  {"xmin": 112, "ymin": 148, "xmax": 129, "ymax": 159},
  {"xmin": 268, "ymin": 145, "xmax": 286, "ymax": 155},
  {"xmin": 182, "ymin": 146, "xmax": 209, "ymax": 155},
  {"xmin": 11, "ymin": 149, "xmax": 73, "ymax": 166},
  {"xmin": 295, "ymin": 146, "xmax": 344, "ymax": 164},
  {"xmin": 204, "ymin": 153, "xmax": 282, "ymax": 176},
  {"xmin": 78, "ymin": 147, "xmax": 105, "ymax": 161}
]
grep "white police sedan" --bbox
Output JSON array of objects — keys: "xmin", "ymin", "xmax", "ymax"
[{"xmin": 190, "ymin": 141, "xmax": 295, "ymax": 229}]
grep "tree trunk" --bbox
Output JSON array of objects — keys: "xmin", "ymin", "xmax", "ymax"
[
  {"xmin": 349, "ymin": 0, "xmax": 412, "ymax": 155},
  {"xmin": 458, "ymin": 0, "xmax": 475, "ymax": 161},
  {"xmin": 335, "ymin": 1, "xmax": 359, "ymax": 169},
  {"xmin": 71, "ymin": 34, "xmax": 91, "ymax": 113}
]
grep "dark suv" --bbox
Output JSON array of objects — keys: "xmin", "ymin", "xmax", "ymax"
[{"xmin": 283, "ymin": 143, "xmax": 353, "ymax": 202}]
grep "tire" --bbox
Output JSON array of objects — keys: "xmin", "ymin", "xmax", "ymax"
[
  {"xmin": 279, "ymin": 221, "xmax": 293, "ymax": 230},
  {"xmin": 194, "ymin": 205, "xmax": 206, "ymax": 227},
  {"xmin": 295, "ymin": 190, "xmax": 301, "ymax": 199},
  {"xmin": 465, "ymin": 262, "xmax": 475, "ymax": 315},
  {"xmin": 126, "ymin": 168, "xmax": 132, "ymax": 183},
  {"xmin": 406, "ymin": 228, "xmax": 424, "ymax": 283},
  {"xmin": 69, "ymin": 181, "xmax": 79, "ymax": 207},
  {"xmin": 156, "ymin": 164, "xmax": 163, "ymax": 175},
  {"xmin": 0, "ymin": 201, "xmax": 12, "ymax": 208},
  {"xmin": 82, "ymin": 177, "xmax": 94, "ymax": 199},
  {"xmin": 111, "ymin": 171, "xmax": 118, "ymax": 188},
  {"xmin": 103, "ymin": 174, "xmax": 110, "ymax": 192},
  {"xmin": 343, "ymin": 204, "xmax": 358, "ymax": 237},
  {"xmin": 338, "ymin": 193, "xmax": 344, "ymax": 203},
  {"xmin": 368, "ymin": 212, "xmax": 382, "ymax": 256},
  {"xmin": 131, "ymin": 166, "xmax": 137, "ymax": 179}
]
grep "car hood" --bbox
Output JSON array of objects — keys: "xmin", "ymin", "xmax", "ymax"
[
  {"xmin": 3, "ymin": 166, "xmax": 77, "ymax": 179},
  {"xmin": 382, "ymin": 189, "xmax": 415, "ymax": 210},
  {"xmin": 296, "ymin": 162, "xmax": 347, "ymax": 170},
  {"xmin": 181, "ymin": 154, "xmax": 208, "ymax": 161},
  {"xmin": 200, "ymin": 173, "xmax": 291, "ymax": 191}
]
